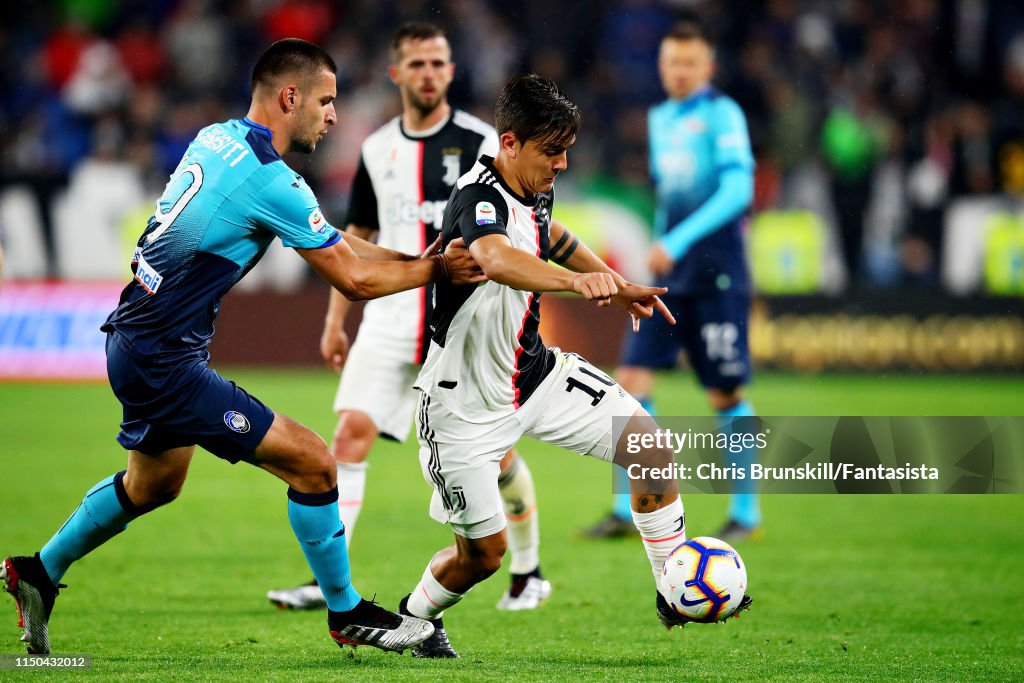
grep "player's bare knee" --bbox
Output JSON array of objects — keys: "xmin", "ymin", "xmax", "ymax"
[
  {"xmin": 310, "ymin": 449, "xmax": 338, "ymax": 490},
  {"xmin": 477, "ymin": 556, "xmax": 504, "ymax": 580},
  {"xmin": 125, "ymin": 474, "xmax": 184, "ymax": 510},
  {"xmin": 465, "ymin": 547, "xmax": 505, "ymax": 581},
  {"xmin": 456, "ymin": 535, "xmax": 506, "ymax": 581},
  {"xmin": 290, "ymin": 439, "xmax": 337, "ymax": 492},
  {"xmin": 708, "ymin": 387, "xmax": 742, "ymax": 413},
  {"xmin": 149, "ymin": 481, "xmax": 184, "ymax": 507},
  {"xmin": 616, "ymin": 367, "xmax": 651, "ymax": 396},
  {"xmin": 332, "ymin": 411, "xmax": 375, "ymax": 463},
  {"xmin": 498, "ymin": 448, "xmax": 517, "ymax": 473}
]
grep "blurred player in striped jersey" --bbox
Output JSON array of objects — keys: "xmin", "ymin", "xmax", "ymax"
[{"xmin": 267, "ymin": 22, "xmax": 550, "ymax": 613}]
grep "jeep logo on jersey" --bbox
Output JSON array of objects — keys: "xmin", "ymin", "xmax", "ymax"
[
  {"xmin": 223, "ymin": 411, "xmax": 251, "ymax": 433},
  {"xmin": 476, "ymin": 201, "xmax": 496, "ymax": 225},
  {"xmin": 442, "ymin": 150, "xmax": 462, "ymax": 186},
  {"xmin": 308, "ymin": 208, "xmax": 328, "ymax": 235},
  {"xmin": 387, "ymin": 199, "xmax": 447, "ymax": 226}
]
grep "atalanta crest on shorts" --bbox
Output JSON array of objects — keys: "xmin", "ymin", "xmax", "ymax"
[
  {"xmin": 476, "ymin": 201, "xmax": 496, "ymax": 225},
  {"xmin": 223, "ymin": 411, "xmax": 251, "ymax": 433}
]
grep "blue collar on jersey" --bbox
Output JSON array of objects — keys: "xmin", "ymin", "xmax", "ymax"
[
  {"xmin": 241, "ymin": 117, "xmax": 273, "ymax": 141},
  {"xmin": 666, "ymin": 85, "xmax": 713, "ymax": 112}
]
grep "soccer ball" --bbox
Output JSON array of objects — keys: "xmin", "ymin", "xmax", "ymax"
[{"xmin": 660, "ymin": 536, "xmax": 748, "ymax": 622}]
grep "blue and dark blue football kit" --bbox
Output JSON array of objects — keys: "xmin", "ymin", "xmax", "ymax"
[
  {"xmin": 616, "ymin": 86, "xmax": 761, "ymax": 531},
  {"xmin": 621, "ymin": 87, "xmax": 755, "ymax": 390},
  {"xmin": 102, "ymin": 118, "xmax": 340, "ymax": 462}
]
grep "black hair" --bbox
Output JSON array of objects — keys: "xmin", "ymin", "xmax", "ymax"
[
  {"xmin": 663, "ymin": 20, "xmax": 714, "ymax": 49},
  {"xmin": 391, "ymin": 21, "xmax": 447, "ymax": 61},
  {"xmin": 494, "ymin": 74, "xmax": 581, "ymax": 152},
  {"xmin": 251, "ymin": 38, "xmax": 337, "ymax": 94}
]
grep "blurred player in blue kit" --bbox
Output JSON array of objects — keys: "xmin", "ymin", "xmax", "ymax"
[
  {"xmin": 1, "ymin": 38, "xmax": 491, "ymax": 656},
  {"xmin": 586, "ymin": 21, "xmax": 762, "ymax": 541}
]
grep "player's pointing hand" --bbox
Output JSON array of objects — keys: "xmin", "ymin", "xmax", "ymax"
[{"xmin": 613, "ymin": 282, "xmax": 675, "ymax": 330}]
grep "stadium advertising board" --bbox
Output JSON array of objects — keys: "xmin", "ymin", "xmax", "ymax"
[{"xmin": 0, "ymin": 281, "xmax": 121, "ymax": 381}]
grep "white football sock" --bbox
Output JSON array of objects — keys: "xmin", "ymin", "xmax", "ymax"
[
  {"xmin": 498, "ymin": 454, "xmax": 540, "ymax": 575},
  {"xmin": 406, "ymin": 561, "xmax": 464, "ymax": 619},
  {"xmin": 632, "ymin": 498, "xmax": 686, "ymax": 588},
  {"xmin": 336, "ymin": 461, "xmax": 368, "ymax": 549}
]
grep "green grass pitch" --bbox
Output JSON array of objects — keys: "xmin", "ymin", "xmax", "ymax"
[{"xmin": 1, "ymin": 370, "xmax": 1022, "ymax": 681}]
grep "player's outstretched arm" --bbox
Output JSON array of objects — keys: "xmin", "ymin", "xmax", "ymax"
[
  {"xmin": 549, "ymin": 219, "xmax": 674, "ymax": 327},
  {"xmin": 299, "ymin": 236, "xmax": 479, "ymax": 301},
  {"xmin": 468, "ymin": 233, "xmax": 617, "ymax": 300},
  {"xmin": 341, "ymin": 224, "xmax": 414, "ymax": 262}
]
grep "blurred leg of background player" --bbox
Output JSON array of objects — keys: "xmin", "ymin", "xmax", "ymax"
[
  {"xmin": 267, "ymin": 409, "xmax": 550, "ymax": 611},
  {"xmin": 585, "ymin": 295, "xmax": 762, "ymax": 542},
  {"xmin": 581, "ymin": 390, "xmax": 656, "ymax": 539}
]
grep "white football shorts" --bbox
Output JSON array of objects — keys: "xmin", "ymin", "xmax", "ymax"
[
  {"xmin": 416, "ymin": 350, "xmax": 642, "ymax": 537},
  {"xmin": 333, "ymin": 337, "xmax": 421, "ymax": 442}
]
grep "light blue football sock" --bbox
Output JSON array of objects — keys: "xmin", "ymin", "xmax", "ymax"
[
  {"xmin": 612, "ymin": 467, "xmax": 633, "ymax": 520},
  {"xmin": 40, "ymin": 471, "xmax": 139, "ymax": 585},
  {"xmin": 717, "ymin": 400, "xmax": 761, "ymax": 527},
  {"xmin": 613, "ymin": 396, "xmax": 656, "ymax": 520},
  {"xmin": 287, "ymin": 487, "xmax": 361, "ymax": 612}
]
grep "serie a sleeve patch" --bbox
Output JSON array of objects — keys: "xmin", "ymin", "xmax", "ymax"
[{"xmin": 475, "ymin": 201, "xmax": 497, "ymax": 225}]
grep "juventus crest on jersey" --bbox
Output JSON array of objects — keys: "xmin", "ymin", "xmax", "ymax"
[
  {"xmin": 415, "ymin": 155, "xmax": 557, "ymax": 423},
  {"xmin": 347, "ymin": 111, "xmax": 497, "ymax": 364}
]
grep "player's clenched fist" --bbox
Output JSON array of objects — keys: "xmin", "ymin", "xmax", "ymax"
[
  {"xmin": 572, "ymin": 272, "xmax": 618, "ymax": 303},
  {"xmin": 441, "ymin": 237, "xmax": 488, "ymax": 285}
]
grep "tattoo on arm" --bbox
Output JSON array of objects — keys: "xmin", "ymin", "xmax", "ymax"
[{"xmin": 550, "ymin": 230, "xmax": 580, "ymax": 265}]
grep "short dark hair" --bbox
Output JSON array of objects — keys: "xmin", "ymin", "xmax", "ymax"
[
  {"xmin": 251, "ymin": 38, "xmax": 337, "ymax": 94},
  {"xmin": 495, "ymin": 74, "xmax": 581, "ymax": 152},
  {"xmin": 663, "ymin": 20, "xmax": 714, "ymax": 49},
  {"xmin": 391, "ymin": 21, "xmax": 447, "ymax": 61}
]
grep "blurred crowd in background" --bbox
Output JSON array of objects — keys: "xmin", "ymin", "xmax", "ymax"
[{"xmin": 1, "ymin": 0, "xmax": 1023, "ymax": 291}]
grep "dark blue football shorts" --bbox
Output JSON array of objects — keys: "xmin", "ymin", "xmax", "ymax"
[
  {"xmin": 620, "ymin": 292, "xmax": 751, "ymax": 390},
  {"xmin": 105, "ymin": 333, "xmax": 275, "ymax": 463}
]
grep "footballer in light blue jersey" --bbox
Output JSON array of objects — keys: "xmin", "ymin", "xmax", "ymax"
[
  {"xmin": 101, "ymin": 116, "xmax": 342, "ymax": 458},
  {"xmin": 590, "ymin": 22, "xmax": 762, "ymax": 541},
  {"xmin": 647, "ymin": 86, "xmax": 754, "ymax": 295},
  {"xmin": 3, "ymin": 40, "xmax": 443, "ymax": 658},
  {"xmin": 103, "ymin": 117, "xmax": 340, "ymax": 367}
]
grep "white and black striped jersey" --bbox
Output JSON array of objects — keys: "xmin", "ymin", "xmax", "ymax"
[
  {"xmin": 414, "ymin": 155, "xmax": 556, "ymax": 423},
  {"xmin": 347, "ymin": 111, "xmax": 498, "ymax": 364}
]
